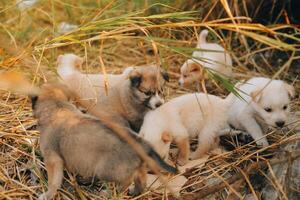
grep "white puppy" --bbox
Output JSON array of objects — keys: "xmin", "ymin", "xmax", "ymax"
[
  {"xmin": 179, "ymin": 29, "xmax": 233, "ymax": 87},
  {"xmin": 227, "ymin": 77, "xmax": 295, "ymax": 146},
  {"xmin": 140, "ymin": 93, "xmax": 229, "ymax": 166},
  {"xmin": 57, "ymin": 53, "xmax": 133, "ymax": 101}
]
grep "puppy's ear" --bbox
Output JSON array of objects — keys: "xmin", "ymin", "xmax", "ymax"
[
  {"xmin": 161, "ymin": 131, "xmax": 172, "ymax": 144},
  {"xmin": 250, "ymin": 88, "xmax": 262, "ymax": 102},
  {"xmin": 75, "ymin": 57, "xmax": 83, "ymax": 69},
  {"xmin": 161, "ymin": 71, "xmax": 169, "ymax": 82},
  {"xmin": 57, "ymin": 55, "xmax": 63, "ymax": 64},
  {"xmin": 129, "ymin": 70, "xmax": 142, "ymax": 87},
  {"xmin": 189, "ymin": 63, "xmax": 200, "ymax": 72},
  {"xmin": 284, "ymin": 83, "xmax": 295, "ymax": 98}
]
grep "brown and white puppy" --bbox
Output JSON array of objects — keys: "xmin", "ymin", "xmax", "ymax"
[
  {"xmin": 29, "ymin": 83, "xmax": 177, "ymax": 200},
  {"xmin": 66, "ymin": 64, "xmax": 169, "ymax": 132},
  {"xmin": 179, "ymin": 29, "xmax": 233, "ymax": 87}
]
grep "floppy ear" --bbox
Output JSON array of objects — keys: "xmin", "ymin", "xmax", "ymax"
[
  {"xmin": 161, "ymin": 131, "xmax": 172, "ymax": 144},
  {"xmin": 129, "ymin": 70, "xmax": 142, "ymax": 87},
  {"xmin": 250, "ymin": 88, "xmax": 263, "ymax": 102},
  {"xmin": 189, "ymin": 63, "xmax": 201, "ymax": 72},
  {"xmin": 284, "ymin": 83, "xmax": 295, "ymax": 98},
  {"xmin": 57, "ymin": 55, "xmax": 63, "ymax": 64},
  {"xmin": 161, "ymin": 71, "xmax": 169, "ymax": 82},
  {"xmin": 75, "ymin": 57, "xmax": 83, "ymax": 68}
]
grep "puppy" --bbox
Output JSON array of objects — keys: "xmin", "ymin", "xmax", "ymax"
[
  {"xmin": 63, "ymin": 63, "xmax": 169, "ymax": 132},
  {"xmin": 179, "ymin": 29, "xmax": 233, "ymax": 87},
  {"xmin": 140, "ymin": 93, "xmax": 229, "ymax": 166},
  {"xmin": 57, "ymin": 53, "xmax": 134, "ymax": 100},
  {"xmin": 29, "ymin": 83, "xmax": 177, "ymax": 200},
  {"xmin": 226, "ymin": 77, "xmax": 295, "ymax": 146}
]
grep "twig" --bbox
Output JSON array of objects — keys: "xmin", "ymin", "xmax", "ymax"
[{"xmin": 183, "ymin": 150, "xmax": 300, "ymax": 199}]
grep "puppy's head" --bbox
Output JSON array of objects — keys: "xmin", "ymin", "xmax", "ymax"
[
  {"xmin": 57, "ymin": 53, "xmax": 83, "ymax": 69},
  {"xmin": 179, "ymin": 59, "xmax": 204, "ymax": 87},
  {"xmin": 129, "ymin": 65, "xmax": 169, "ymax": 110},
  {"xmin": 250, "ymin": 80, "xmax": 295, "ymax": 128}
]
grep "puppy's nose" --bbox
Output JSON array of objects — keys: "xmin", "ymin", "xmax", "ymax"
[
  {"xmin": 155, "ymin": 102, "xmax": 162, "ymax": 108},
  {"xmin": 275, "ymin": 121, "xmax": 285, "ymax": 128}
]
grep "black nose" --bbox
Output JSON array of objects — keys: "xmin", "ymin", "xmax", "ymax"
[
  {"xmin": 155, "ymin": 102, "xmax": 162, "ymax": 107},
  {"xmin": 275, "ymin": 121, "xmax": 285, "ymax": 128}
]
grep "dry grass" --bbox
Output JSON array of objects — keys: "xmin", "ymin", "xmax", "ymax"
[{"xmin": 0, "ymin": 0, "xmax": 299, "ymax": 199}]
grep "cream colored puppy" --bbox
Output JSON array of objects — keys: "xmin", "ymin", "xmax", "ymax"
[
  {"xmin": 179, "ymin": 29, "xmax": 233, "ymax": 87},
  {"xmin": 227, "ymin": 77, "xmax": 295, "ymax": 146},
  {"xmin": 140, "ymin": 93, "xmax": 229, "ymax": 166},
  {"xmin": 57, "ymin": 53, "xmax": 133, "ymax": 100}
]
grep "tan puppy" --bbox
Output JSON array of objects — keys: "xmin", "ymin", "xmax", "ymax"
[
  {"xmin": 28, "ymin": 83, "xmax": 177, "ymax": 200},
  {"xmin": 179, "ymin": 29, "xmax": 233, "ymax": 87},
  {"xmin": 59, "ymin": 59, "xmax": 169, "ymax": 132},
  {"xmin": 140, "ymin": 93, "xmax": 229, "ymax": 166}
]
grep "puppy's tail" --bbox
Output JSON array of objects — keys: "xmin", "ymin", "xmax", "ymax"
[
  {"xmin": 197, "ymin": 29, "xmax": 209, "ymax": 48},
  {"xmin": 0, "ymin": 71, "xmax": 39, "ymax": 96},
  {"xmin": 148, "ymin": 148, "xmax": 178, "ymax": 174}
]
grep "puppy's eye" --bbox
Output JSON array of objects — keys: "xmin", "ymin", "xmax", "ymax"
[
  {"xmin": 183, "ymin": 75, "xmax": 188, "ymax": 78},
  {"xmin": 283, "ymin": 105, "xmax": 288, "ymax": 110},
  {"xmin": 264, "ymin": 107, "xmax": 272, "ymax": 112},
  {"xmin": 144, "ymin": 91, "xmax": 154, "ymax": 96}
]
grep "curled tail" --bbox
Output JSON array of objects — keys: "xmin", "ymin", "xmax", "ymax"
[
  {"xmin": 148, "ymin": 148, "xmax": 178, "ymax": 174},
  {"xmin": 196, "ymin": 29, "xmax": 209, "ymax": 48}
]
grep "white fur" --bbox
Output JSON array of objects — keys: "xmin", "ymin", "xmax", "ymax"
[
  {"xmin": 57, "ymin": 53, "xmax": 133, "ymax": 100},
  {"xmin": 140, "ymin": 93, "xmax": 229, "ymax": 163},
  {"xmin": 179, "ymin": 29, "xmax": 233, "ymax": 86},
  {"xmin": 227, "ymin": 77, "xmax": 294, "ymax": 146}
]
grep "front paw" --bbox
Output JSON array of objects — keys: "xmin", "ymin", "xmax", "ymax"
[
  {"xmin": 256, "ymin": 138, "xmax": 269, "ymax": 147},
  {"xmin": 128, "ymin": 185, "xmax": 142, "ymax": 197}
]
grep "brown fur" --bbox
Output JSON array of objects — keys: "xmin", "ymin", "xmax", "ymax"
[
  {"xmin": 175, "ymin": 137, "xmax": 190, "ymax": 166},
  {"xmin": 78, "ymin": 65, "xmax": 168, "ymax": 132},
  {"xmin": 33, "ymin": 83, "xmax": 177, "ymax": 200}
]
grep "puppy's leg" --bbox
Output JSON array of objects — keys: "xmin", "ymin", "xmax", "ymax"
[
  {"xmin": 130, "ymin": 165, "xmax": 147, "ymax": 196},
  {"xmin": 117, "ymin": 176, "xmax": 134, "ymax": 195},
  {"xmin": 190, "ymin": 128, "xmax": 216, "ymax": 160},
  {"xmin": 239, "ymin": 115, "xmax": 269, "ymax": 146},
  {"xmin": 39, "ymin": 152, "xmax": 64, "ymax": 200},
  {"xmin": 175, "ymin": 137, "xmax": 190, "ymax": 166}
]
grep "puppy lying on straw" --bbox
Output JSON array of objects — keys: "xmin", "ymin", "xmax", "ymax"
[
  {"xmin": 227, "ymin": 77, "xmax": 295, "ymax": 146},
  {"xmin": 0, "ymin": 71, "xmax": 177, "ymax": 200},
  {"xmin": 179, "ymin": 29, "xmax": 233, "ymax": 90}
]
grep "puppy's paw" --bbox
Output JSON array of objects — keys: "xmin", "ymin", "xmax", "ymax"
[
  {"xmin": 127, "ymin": 185, "xmax": 141, "ymax": 197},
  {"xmin": 38, "ymin": 193, "xmax": 46, "ymax": 200},
  {"xmin": 256, "ymin": 139, "xmax": 269, "ymax": 147},
  {"xmin": 128, "ymin": 185, "xmax": 135, "ymax": 196}
]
